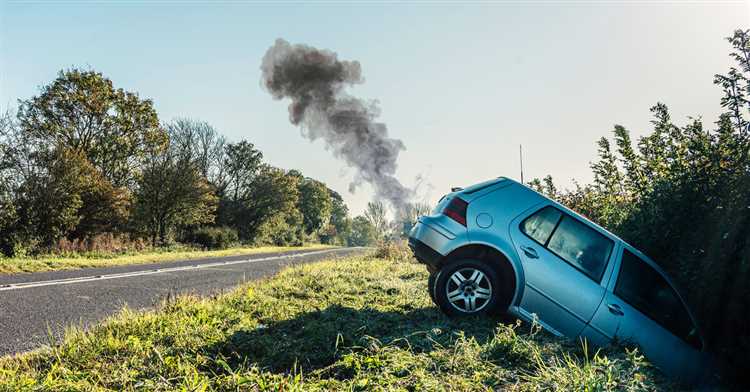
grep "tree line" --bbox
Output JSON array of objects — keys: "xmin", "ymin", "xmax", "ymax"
[
  {"xmin": 0, "ymin": 69, "xmax": 403, "ymax": 256},
  {"xmin": 529, "ymin": 29, "xmax": 750, "ymax": 384}
]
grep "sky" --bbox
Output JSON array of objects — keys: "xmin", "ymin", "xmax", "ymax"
[{"xmin": 1, "ymin": 1, "xmax": 748, "ymax": 216}]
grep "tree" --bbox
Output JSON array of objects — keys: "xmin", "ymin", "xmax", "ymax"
[
  {"xmin": 254, "ymin": 207, "xmax": 305, "ymax": 246},
  {"xmin": 715, "ymin": 29, "xmax": 750, "ymax": 143},
  {"xmin": 348, "ymin": 216, "xmax": 378, "ymax": 246},
  {"xmin": 220, "ymin": 165, "xmax": 300, "ymax": 242},
  {"xmin": 0, "ymin": 110, "xmax": 19, "ymax": 254},
  {"xmin": 16, "ymin": 69, "xmax": 166, "ymax": 188},
  {"xmin": 13, "ymin": 149, "xmax": 99, "ymax": 250},
  {"xmin": 133, "ymin": 147, "xmax": 217, "ymax": 246},
  {"xmin": 165, "ymin": 118, "xmax": 226, "ymax": 184},
  {"xmin": 0, "ymin": 123, "xmax": 129, "ymax": 253},
  {"xmin": 590, "ymin": 137, "xmax": 627, "ymax": 229},
  {"xmin": 364, "ymin": 201, "xmax": 389, "ymax": 241},
  {"xmin": 223, "ymin": 141, "xmax": 263, "ymax": 202},
  {"xmin": 396, "ymin": 202, "xmax": 432, "ymax": 237},
  {"xmin": 320, "ymin": 190, "xmax": 352, "ymax": 245},
  {"xmin": 67, "ymin": 155, "xmax": 130, "ymax": 239},
  {"xmin": 297, "ymin": 177, "xmax": 332, "ymax": 236},
  {"xmin": 613, "ymin": 125, "xmax": 646, "ymax": 195},
  {"xmin": 527, "ymin": 178, "xmax": 545, "ymax": 194}
]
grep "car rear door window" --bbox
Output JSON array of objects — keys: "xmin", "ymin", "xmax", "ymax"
[
  {"xmin": 521, "ymin": 206, "xmax": 614, "ymax": 282},
  {"xmin": 521, "ymin": 206, "xmax": 562, "ymax": 244},
  {"xmin": 546, "ymin": 216, "xmax": 613, "ymax": 282},
  {"xmin": 614, "ymin": 250, "xmax": 701, "ymax": 349}
]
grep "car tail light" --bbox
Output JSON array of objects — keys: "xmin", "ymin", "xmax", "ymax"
[{"xmin": 443, "ymin": 197, "xmax": 468, "ymax": 226}]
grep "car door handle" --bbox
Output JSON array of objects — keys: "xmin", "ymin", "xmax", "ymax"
[
  {"xmin": 607, "ymin": 303, "xmax": 624, "ymax": 316},
  {"xmin": 520, "ymin": 246, "xmax": 539, "ymax": 259}
]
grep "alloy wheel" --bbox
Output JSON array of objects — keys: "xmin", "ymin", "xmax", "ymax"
[{"xmin": 445, "ymin": 267, "xmax": 493, "ymax": 313}]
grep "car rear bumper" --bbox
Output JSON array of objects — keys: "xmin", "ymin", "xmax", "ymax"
[
  {"xmin": 408, "ymin": 236, "xmax": 443, "ymax": 269},
  {"xmin": 408, "ymin": 218, "xmax": 454, "ymax": 270}
]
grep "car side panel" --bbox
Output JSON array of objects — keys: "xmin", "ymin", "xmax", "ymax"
[
  {"xmin": 465, "ymin": 183, "xmax": 545, "ymax": 306},
  {"xmin": 585, "ymin": 245, "xmax": 706, "ymax": 382},
  {"xmin": 508, "ymin": 202, "xmax": 617, "ymax": 338},
  {"xmin": 578, "ymin": 241, "xmax": 623, "ymax": 346}
]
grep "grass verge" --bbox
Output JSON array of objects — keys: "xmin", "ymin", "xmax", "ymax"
[
  {"xmin": 0, "ymin": 252, "xmax": 672, "ymax": 391},
  {"xmin": 0, "ymin": 244, "xmax": 333, "ymax": 274}
]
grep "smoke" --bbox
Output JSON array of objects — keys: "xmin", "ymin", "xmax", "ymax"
[{"xmin": 260, "ymin": 38, "xmax": 412, "ymax": 212}]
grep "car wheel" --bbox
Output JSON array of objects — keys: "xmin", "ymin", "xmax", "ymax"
[
  {"xmin": 433, "ymin": 259, "xmax": 502, "ymax": 317},
  {"xmin": 428, "ymin": 272, "xmax": 438, "ymax": 305}
]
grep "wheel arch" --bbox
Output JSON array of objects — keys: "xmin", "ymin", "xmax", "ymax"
[{"xmin": 441, "ymin": 241, "xmax": 525, "ymax": 308}]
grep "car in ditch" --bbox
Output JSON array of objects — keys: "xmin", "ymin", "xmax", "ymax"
[{"xmin": 408, "ymin": 177, "xmax": 708, "ymax": 382}]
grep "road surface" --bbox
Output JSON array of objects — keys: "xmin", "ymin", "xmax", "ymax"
[{"xmin": 0, "ymin": 247, "xmax": 366, "ymax": 355}]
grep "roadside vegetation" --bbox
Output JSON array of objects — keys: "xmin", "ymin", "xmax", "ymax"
[
  {"xmin": 0, "ymin": 243, "xmax": 333, "ymax": 274},
  {"xmin": 0, "ymin": 70, "xmax": 416, "ymax": 268},
  {"xmin": 0, "ymin": 62, "xmax": 434, "ymax": 274},
  {"xmin": 527, "ymin": 29, "xmax": 750, "ymax": 384},
  {"xmin": 0, "ymin": 247, "xmax": 671, "ymax": 391}
]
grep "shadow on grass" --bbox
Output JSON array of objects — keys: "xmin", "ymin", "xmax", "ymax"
[{"xmin": 204, "ymin": 304, "xmax": 517, "ymax": 374}]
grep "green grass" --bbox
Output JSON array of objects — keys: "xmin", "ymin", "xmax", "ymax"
[
  {"xmin": 0, "ymin": 252, "xmax": 673, "ymax": 391},
  {"xmin": 0, "ymin": 244, "xmax": 334, "ymax": 274}
]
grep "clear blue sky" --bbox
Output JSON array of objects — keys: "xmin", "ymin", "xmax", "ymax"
[{"xmin": 1, "ymin": 1, "xmax": 748, "ymax": 215}]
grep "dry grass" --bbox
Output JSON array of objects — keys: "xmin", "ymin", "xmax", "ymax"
[
  {"xmin": 51, "ymin": 233, "xmax": 150, "ymax": 255},
  {"xmin": 0, "ymin": 244, "xmax": 334, "ymax": 274}
]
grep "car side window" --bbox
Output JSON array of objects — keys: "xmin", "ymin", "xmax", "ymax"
[
  {"xmin": 615, "ymin": 250, "xmax": 701, "ymax": 349},
  {"xmin": 546, "ymin": 216, "xmax": 613, "ymax": 282},
  {"xmin": 521, "ymin": 206, "xmax": 613, "ymax": 282},
  {"xmin": 520, "ymin": 206, "xmax": 562, "ymax": 244}
]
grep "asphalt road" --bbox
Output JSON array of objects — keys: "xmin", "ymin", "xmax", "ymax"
[{"xmin": 0, "ymin": 247, "xmax": 366, "ymax": 355}]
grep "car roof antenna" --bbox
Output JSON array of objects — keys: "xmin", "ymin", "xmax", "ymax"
[{"xmin": 519, "ymin": 144, "xmax": 524, "ymax": 184}]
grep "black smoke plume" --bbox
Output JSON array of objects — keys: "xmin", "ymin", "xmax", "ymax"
[{"xmin": 261, "ymin": 38, "xmax": 412, "ymax": 212}]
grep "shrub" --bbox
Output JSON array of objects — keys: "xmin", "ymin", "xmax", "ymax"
[
  {"xmin": 374, "ymin": 240, "xmax": 414, "ymax": 262},
  {"xmin": 347, "ymin": 216, "xmax": 377, "ymax": 246},
  {"xmin": 253, "ymin": 211, "xmax": 305, "ymax": 246},
  {"xmin": 52, "ymin": 233, "xmax": 149, "ymax": 255},
  {"xmin": 190, "ymin": 226, "xmax": 239, "ymax": 250}
]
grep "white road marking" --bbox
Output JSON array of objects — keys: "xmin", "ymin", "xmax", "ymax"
[{"xmin": 0, "ymin": 248, "xmax": 362, "ymax": 292}]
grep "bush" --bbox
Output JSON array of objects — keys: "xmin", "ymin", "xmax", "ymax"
[
  {"xmin": 253, "ymin": 211, "xmax": 305, "ymax": 246},
  {"xmin": 374, "ymin": 240, "xmax": 414, "ymax": 262},
  {"xmin": 52, "ymin": 233, "xmax": 149, "ymax": 256},
  {"xmin": 189, "ymin": 226, "xmax": 238, "ymax": 250},
  {"xmin": 347, "ymin": 216, "xmax": 377, "ymax": 246}
]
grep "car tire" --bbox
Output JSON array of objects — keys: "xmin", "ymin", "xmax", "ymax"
[
  {"xmin": 433, "ymin": 259, "xmax": 503, "ymax": 317},
  {"xmin": 427, "ymin": 272, "xmax": 438, "ymax": 305}
]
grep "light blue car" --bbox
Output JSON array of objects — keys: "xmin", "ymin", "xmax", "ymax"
[{"xmin": 408, "ymin": 177, "xmax": 708, "ymax": 382}]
